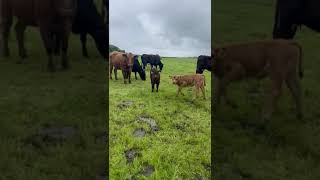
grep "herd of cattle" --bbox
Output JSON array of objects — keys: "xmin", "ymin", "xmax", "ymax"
[
  {"xmin": 2, "ymin": 0, "xmax": 319, "ymax": 118},
  {"xmin": 109, "ymin": 51, "xmax": 209, "ymax": 99}
]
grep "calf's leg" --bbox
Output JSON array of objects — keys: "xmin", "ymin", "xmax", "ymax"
[
  {"xmin": 286, "ymin": 75, "xmax": 302, "ymax": 119},
  {"xmin": 39, "ymin": 24, "xmax": 55, "ymax": 71},
  {"xmin": 201, "ymin": 85, "xmax": 206, "ymax": 99},
  {"xmin": 15, "ymin": 21, "xmax": 28, "ymax": 61},
  {"xmin": 262, "ymin": 78, "xmax": 283, "ymax": 122}
]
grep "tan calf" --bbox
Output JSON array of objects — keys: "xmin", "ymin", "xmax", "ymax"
[
  {"xmin": 170, "ymin": 74, "xmax": 206, "ymax": 100},
  {"xmin": 213, "ymin": 40, "xmax": 303, "ymax": 121}
]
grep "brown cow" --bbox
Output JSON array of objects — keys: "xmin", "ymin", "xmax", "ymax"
[
  {"xmin": 109, "ymin": 51, "xmax": 134, "ymax": 84},
  {"xmin": 170, "ymin": 74, "xmax": 206, "ymax": 100},
  {"xmin": 213, "ymin": 40, "xmax": 303, "ymax": 121},
  {"xmin": 0, "ymin": 0, "xmax": 76, "ymax": 71}
]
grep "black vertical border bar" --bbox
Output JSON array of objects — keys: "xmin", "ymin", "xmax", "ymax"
[
  {"xmin": 105, "ymin": 0, "xmax": 110, "ymax": 178},
  {"xmin": 211, "ymin": 0, "xmax": 214, "ymax": 178}
]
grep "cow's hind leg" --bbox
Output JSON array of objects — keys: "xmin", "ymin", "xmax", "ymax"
[
  {"xmin": 80, "ymin": 32, "xmax": 88, "ymax": 58},
  {"xmin": 109, "ymin": 64, "xmax": 113, "ymax": 79},
  {"xmin": 122, "ymin": 69, "xmax": 127, "ymax": 84},
  {"xmin": 15, "ymin": 21, "xmax": 28, "ymax": 62},
  {"xmin": 60, "ymin": 26, "xmax": 71, "ymax": 70},
  {"xmin": 151, "ymin": 83, "xmax": 154, "ymax": 92},
  {"xmin": 156, "ymin": 83, "xmax": 159, "ymax": 92},
  {"xmin": 286, "ymin": 75, "xmax": 302, "ymax": 119},
  {"xmin": 39, "ymin": 25, "xmax": 55, "ymax": 72},
  {"xmin": 135, "ymin": 72, "xmax": 137, "ymax": 80},
  {"xmin": 114, "ymin": 69, "xmax": 118, "ymax": 80},
  {"xmin": 0, "ymin": 14, "xmax": 12, "ymax": 57}
]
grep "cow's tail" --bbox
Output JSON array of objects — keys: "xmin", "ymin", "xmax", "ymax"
[{"xmin": 203, "ymin": 75, "xmax": 206, "ymax": 86}]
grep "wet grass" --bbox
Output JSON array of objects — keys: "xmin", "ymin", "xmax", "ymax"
[
  {"xmin": 0, "ymin": 20, "xmax": 107, "ymax": 179},
  {"xmin": 109, "ymin": 58, "xmax": 211, "ymax": 179},
  {"xmin": 213, "ymin": 0, "xmax": 320, "ymax": 179}
]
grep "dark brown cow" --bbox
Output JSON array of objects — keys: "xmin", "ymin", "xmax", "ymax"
[
  {"xmin": 0, "ymin": 0, "xmax": 76, "ymax": 71},
  {"xmin": 109, "ymin": 51, "xmax": 134, "ymax": 84}
]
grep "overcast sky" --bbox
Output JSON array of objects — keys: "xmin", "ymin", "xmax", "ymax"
[{"xmin": 110, "ymin": 0, "xmax": 211, "ymax": 57}]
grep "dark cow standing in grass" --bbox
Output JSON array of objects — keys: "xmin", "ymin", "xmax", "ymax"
[
  {"xmin": 273, "ymin": 0, "xmax": 320, "ymax": 39},
  {"xmin": 0, "ymin": 0, "xmax": 76, "ymax": 71},
  {"xmin": 132, "ymin": 55, "xmax": 146, "ymax": 80},
  {"xmin": 150, "ymin": 66, "xmax": 160, "ymax": 92},
  {"xmin": 109, "ymin": 51, "xmax": 134, "ymax": 84},
  {"xmin": 196, "ymin": 55, "xmax": 212, "ymax": 74},
  {"xmin": 71, "ymin": 0, "xmax": 108, "ymax": 58},
  {"xmin": 141, "ymin": 54, "xmax": 164, "ymax": 72}
]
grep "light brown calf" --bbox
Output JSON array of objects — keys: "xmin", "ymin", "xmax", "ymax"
[
  {"xmin": 213, "ymin": 40, "xmax": 303, "ymax": 121},
  {"xmin": 170, "ymin": 74, "xmax": 206, "ymax": 100}
]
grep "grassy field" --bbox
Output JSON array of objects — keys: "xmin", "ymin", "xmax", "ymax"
[
  {"xmin": 213, "ymin": 0, "xmax": 320, "ymax": 179},
  {"xmin": 0, "ymin": 15, "xmax": 107, "ymax": 180},
  {"xmin": 109, "ymin": 58, "xmax": 211, "ymax": 179}
]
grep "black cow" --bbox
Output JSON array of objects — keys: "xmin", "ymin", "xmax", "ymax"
[
  {"xmin": 71, "ymin": 0, "xmax": 108, "ymax": 58},
  {"xmin": 196, "ymin": 55, "xmax": 212, "ymax": 74},
  {"xmin": 141, "ymin": 54, "xmax": 164, "ymax": 71},
  {"xmin": 273, "ymin": 0, "xmax": 320, "ymax": 39},
  {"xmin": 132, "ymin": 55, "xmax": 146, "ymax": 80}
]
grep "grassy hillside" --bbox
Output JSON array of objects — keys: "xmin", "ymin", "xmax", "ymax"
[
  {"xmin": 0, "ymin": 22, "xmax": 107, "ymax": 179},
  {"xmin": 109, "ymin": 58, "xmax": 211, "ymax": 179},
  {"xmin": 213, "ymin": 0, "xmax": 320, "ymax": 179}
]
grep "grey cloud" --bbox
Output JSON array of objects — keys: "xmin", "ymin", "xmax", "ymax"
[{"xmin": 110, "ymin": 0, "xmax": 211, "ymax": 57}]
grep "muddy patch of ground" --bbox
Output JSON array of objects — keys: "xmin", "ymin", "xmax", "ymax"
[
  {"xmin": 131, "ymin": 163, "xmax": 155, "ymax": 179},
  {"xmin": 125, "ymin": 148, "xmax": 140, "ymax": 164},
  {"xmin": 133, "ymin": 128, "xmax": 146, "ymax": 138},
  {"xmin": 118, "ymin": 100, "xmax": 134, "ymax": 109},
  {"xmin": 195, "ymin": 174, "xmax": 203, "ymax": 180},
  {"xmin": 137, "ymin": 116, "xmax": 159, "ymax": 132},
  {"xmin": 23, "ymin": 126, "xmax": 76, "ymax": 148},
  {"xmin": 140, "ymin": 163, "xmax": 155, "ymax": 176}
]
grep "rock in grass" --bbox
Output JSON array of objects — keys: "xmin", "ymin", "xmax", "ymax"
[
  {"xmin": 117, "ymin": 100, "xmax": 134, "ymax": 109},
  {"xmin": 133, "ymin": 128, "xmax": 146, "ymax": 138},
  {"xmin": 137, "ymin": 116, "xmax": 159, "ymax": 132}
]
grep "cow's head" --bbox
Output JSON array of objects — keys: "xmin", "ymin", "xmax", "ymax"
[
  {"xmin": 159, "ymin": 62, "xmax": 164, "ymax": 72},
  {"xmin": 169, "ymin": 75, "xmax": 179, "ymax": 85},
  {"xmin": 139, "ymin": 70, "xmax": 146, "ymax": 80},
  {"xmin": 196, "ymin": 55, "xmax": 213, "ymax": 74}
]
